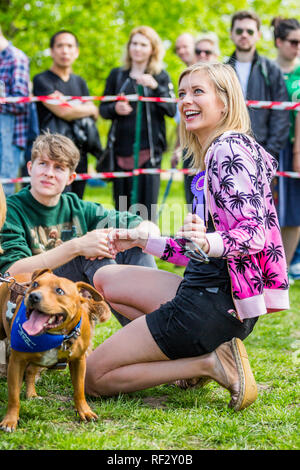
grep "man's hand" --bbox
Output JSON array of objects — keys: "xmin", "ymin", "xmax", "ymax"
[{"xmin": 74, "ymin": 228, "xmax": 114, "ymax": 260}]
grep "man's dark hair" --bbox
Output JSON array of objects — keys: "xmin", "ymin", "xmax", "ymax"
[
  {"xmin": 231, "ymin": 10, "xmax": 261, "ymax": 31},
  {"xmin": 271, "ymin": 17, "xmax": 300, "ymax": 45},
  {"xmin": 50, "ymin": 30, "xmax": 79, "ymax": 48}
]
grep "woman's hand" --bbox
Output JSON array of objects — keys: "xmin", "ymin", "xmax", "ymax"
[
  {"xmin": 115, "ymin": 99, "xmax": 133, "ymax": 116},
  {"xmin": 136, "ymin": 74, "xmax": 158, "ymax": 90},
  {"xmin": 176, "ymin": 213, "xmax": 209, "ymax": 253},
  {"xmin": 107, "ymin": 227, "xmax": 149, "ymax": 256}
]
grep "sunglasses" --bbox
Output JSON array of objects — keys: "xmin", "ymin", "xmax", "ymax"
[
  {"xmin": 234, "ymin": 28, "xmax": 255, "ymax": 36},
  {"xmin": 195, "ymin": 48, "xmax": 213, "ymax": 56},
  {"xmin": 174, "ymin": 237, "xmax": 210, "ymax": 264},
  {"xmin": 285, "ymin": 39, "xmax": 300, "ymax": 47}
]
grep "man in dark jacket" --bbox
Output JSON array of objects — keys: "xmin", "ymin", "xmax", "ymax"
[{"xmin": 227, "ymin": 10, "xmax": 289, "ymax": 159}]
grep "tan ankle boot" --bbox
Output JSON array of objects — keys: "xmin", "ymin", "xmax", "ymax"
[{"xmin": 213, "ymin": 338, "xmax": 257, "ymax": 411}]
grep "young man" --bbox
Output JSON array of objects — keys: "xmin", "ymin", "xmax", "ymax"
[
  {"xmin": 227, "ymin": 10, "xmax": 290, "ymax": 159},
  {"xmin": 0, "ymin": 26, "xmax": 29, "ymax": 196},
  {"xmin": 0, "ymin": 133, "xmax": 159, "ymax": 326},
  {"xmin": 33, "ymin": 30, "xmax": 99, "ymax": 198}
]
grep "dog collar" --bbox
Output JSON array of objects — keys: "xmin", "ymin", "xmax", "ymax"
[{"xmin": 10, "ymin": 301, "xmax": 82, "ymax": 353}]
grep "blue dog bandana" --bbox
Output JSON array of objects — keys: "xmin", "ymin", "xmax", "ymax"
[{"xmin": 10, "ymin": 301, "xmax": 81, "ymax": 353}]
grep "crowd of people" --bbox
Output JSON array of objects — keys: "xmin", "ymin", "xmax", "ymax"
[{"xmin": 0, "ymin": 9, "xmax": 299, "ymax": 413}]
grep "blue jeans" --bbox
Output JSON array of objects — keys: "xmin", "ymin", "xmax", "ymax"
[
  {"xmin": 291, "ymin": 241, "xmax": 300, "ymax": 266},
  {"xmin": 0, "ymin": 114, "xmax": 24, "ymax": 196},
  {"xmin": 53, "ymin": 247, "xmax": 157, "ymax": 326}
]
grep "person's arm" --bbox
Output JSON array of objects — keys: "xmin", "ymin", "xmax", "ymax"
[
  {"xmin": 144, "ymin": 71, "xmax": 177, "ymax": 118},
  {"xmin": 0, "ymin": 54, "xmax": 29, "ymax": 116},
  {"xmin": 39, "ymin": 91, "xmax": 98, "ymax": 122},
  {"xmin": 33, "ymin": 74, "xmax": 98, "ymax": 122},
  {"xmin": 7, "ymin": 228, "xmax": 114, "ymax": 275},
  {"xmin": 264, "ymin": 64, "xmax": 290, "ymax": 158},
  {"xmin": 99, "ymin": 68, "xmax": 122, "ymax": 120},
  {"xmin": 108, "ymin": 221, "xmax": 190, "ymax": 266},
  {"xmin": 205, "ymin": 138, "xmax": 267, "ymax": 258}
]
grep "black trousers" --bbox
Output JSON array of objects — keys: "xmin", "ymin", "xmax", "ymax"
[{"xmin": 113, "ymin": 160, "xmax": 160, "ymax": 222}]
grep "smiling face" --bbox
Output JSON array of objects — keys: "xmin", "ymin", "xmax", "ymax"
[
  {"xmin": 178, "ymin": 70, "xmax": 225, "ymax": 144},
  {"xmin": 27, "ymin": 154, "xmax": 76, "ymax": 206}
]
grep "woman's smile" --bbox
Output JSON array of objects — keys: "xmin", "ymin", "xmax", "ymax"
[
  {"xmin": 178, "ymin": 71, "xmax": 224, "ymax": 143},
  {"xmin": 183, "ymin": 109, "xmax": 202, "ymax": 121}
]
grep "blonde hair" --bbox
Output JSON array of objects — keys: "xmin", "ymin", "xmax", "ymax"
[
  {"xmin": 179, "ymin": 62, "xmax": 252, "ymax": 170},
  {"xmin": 31, "ymin": 132, "xmax": 80, "ymax": 173},
  {"xmin": 195, "ymin": 32, "xmax": 220, "ymax": 56},
  {"xmin": 124, "ymin": 25, "xmax": 164, "ymax": 75}
]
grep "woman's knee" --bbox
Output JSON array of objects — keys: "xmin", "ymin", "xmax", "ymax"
[{"xmin": 93, "ymin": 265, "xmax": 117, "ymax": 298}]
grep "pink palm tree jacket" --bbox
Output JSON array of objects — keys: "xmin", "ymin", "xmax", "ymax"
[{"xmin": 144, "ymin": 132, "xmax": 290, "ymax": 320}]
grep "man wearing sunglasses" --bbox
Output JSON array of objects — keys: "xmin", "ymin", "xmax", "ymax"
[{"xmin": 227, "ymin": 10, "xmax": 289, "ymax": 160}]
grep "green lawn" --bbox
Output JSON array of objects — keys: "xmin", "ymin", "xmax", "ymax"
[{"xmin": 0, "ymin": 177, "xmax": 299, "ymax": 450}]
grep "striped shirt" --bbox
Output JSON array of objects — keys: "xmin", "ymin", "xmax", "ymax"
[{"xmin": 0, "ymin": 42, "xmax": 29, "ymax": 148}]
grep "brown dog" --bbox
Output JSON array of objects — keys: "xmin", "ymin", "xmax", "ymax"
[{"xmin": 0, "ymin": 268, "xmax": 111, "ymax": 432}]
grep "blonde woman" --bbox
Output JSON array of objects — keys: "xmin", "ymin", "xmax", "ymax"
[
  {"xmin": 86, "ymin": 63, "xmax": 289, "ymax": 411},
  {"xmin": 100, "ymin": 26, "xmax": 176, "ymax": 220}
]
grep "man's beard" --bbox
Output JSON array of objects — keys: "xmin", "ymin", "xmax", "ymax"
[{"xmin": 236, "ymin": 44, "xmax": 253, "ymax": 53}]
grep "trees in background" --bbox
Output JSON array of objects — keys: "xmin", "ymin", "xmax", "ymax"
[{"xmin": 1, "ymin": 0, "xmax": 299, "ymax": 95}]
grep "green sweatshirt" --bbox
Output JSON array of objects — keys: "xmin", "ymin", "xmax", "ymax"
[{"xmin": 0, "ymin": 187, "xmax": 142, "ymax": 274}]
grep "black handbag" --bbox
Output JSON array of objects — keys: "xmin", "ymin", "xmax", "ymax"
[
  {"xmin": 72, "ymin": 116, "xmax": 103, "ymax": 160},
  {"xmin": 43, "ymin": 113, "xmax": 103, "ymax": 161}
]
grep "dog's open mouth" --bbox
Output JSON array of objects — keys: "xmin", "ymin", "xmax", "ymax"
[{"xmin": 23, "ymin": 309, "xmax": 65, "ymax": 336}]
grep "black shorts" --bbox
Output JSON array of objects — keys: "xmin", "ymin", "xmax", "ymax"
[{"xmin": 146, "ymin": 284, "xmax": 258, "ymax": 360}]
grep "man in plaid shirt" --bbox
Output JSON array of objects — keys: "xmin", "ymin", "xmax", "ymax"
[{"xmin": 0, "ymin": 26, "xmax": 29, "ymax": 196}]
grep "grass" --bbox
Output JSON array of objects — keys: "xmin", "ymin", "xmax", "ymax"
[{"xmin": 0, "ymin": 176, "xmax": 299, "ymax": 450}]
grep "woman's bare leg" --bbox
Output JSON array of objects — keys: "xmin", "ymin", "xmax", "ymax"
[
  {"xmin": 85, "ymin": 315, "xmax": 215, "ymax": 396},
  {"xmin": 85, "ymin": 315, "xmax": 255, "ymax": 410},
  {"xmin": 93, "ymin": 265, "xmax": 182, "ymax": 320}
]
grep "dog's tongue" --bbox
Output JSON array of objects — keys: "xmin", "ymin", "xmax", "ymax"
[{"xmin": 23, "ymin": 310, "xmax": 49, "ymax": 336}]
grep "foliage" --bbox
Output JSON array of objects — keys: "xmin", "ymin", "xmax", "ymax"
[{"xmin": 0, "ymin": 0, "xmax": 299, "ymax": 95}]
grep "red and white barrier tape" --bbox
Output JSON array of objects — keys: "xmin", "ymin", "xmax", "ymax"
[
  {"xmin": 0, "ymin": 94, "xmax": 299, "ymax": 110},
  {"xmin": 1, "ymin": 168, "xmax": 300, "ymax": 185}
]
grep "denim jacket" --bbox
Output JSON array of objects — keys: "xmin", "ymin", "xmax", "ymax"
[{"xmin": 144, "ymin": 132, "xmax": 289, "ymax": 320}]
